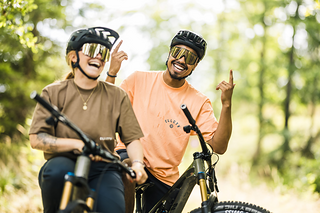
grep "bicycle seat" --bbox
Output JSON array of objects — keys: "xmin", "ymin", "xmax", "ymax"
[{"xmin": 135, "ymin": 182, "xmax": 154, "ymax": 193}]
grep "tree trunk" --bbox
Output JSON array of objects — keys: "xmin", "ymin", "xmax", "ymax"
[
  {"xmin": 301, "ymin": 72, "xmax": 319, "ymax": 158},
  {"xmin": 252, "ymin": 5, "xmax": 267, "ymax": 166}
]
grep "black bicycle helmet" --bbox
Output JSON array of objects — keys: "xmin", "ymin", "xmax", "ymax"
[
  {"xmin": 65, "ymin": 27, "xmax": 119, "ymax": 80},
  {"xmin": 66, "ymin": 27, "xmax": 119, "ymax": 55},
  {"xmin": 170, "ymin": 30, "xmax": 207, "ymax": 61}
]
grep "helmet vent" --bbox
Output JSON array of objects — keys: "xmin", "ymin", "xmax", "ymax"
[
  {"xmin": 170, "ymin": 29, "xmax": 207, "ymax": 60},
  {"xmin": 66, "ymin": 27, "xmax": 119, "ymax": 55}
]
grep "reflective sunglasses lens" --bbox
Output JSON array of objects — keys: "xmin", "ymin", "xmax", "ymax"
[
  {"xmin": 170, "ymin": 46, "xmax": 198, "ymax": 65},
  {"xmin": 170, "ymin": 46, "xmax": 180, "ymax": 58},
  {"xmin": 82, "ymin": 43, "xmax": 110, "ymax": 62},
  {"xmin": 99, "ymin": 45, "xmax": 110, "ymax": 62},
  {"xmin": 82, "ymin": 43, "xmax": 97, "ymax": 57},
  {"xmin": 185, "ymin": 53, "xmax": 197, "ymax": 65},
  {"xmin": 176, "ymin": 48, "xmax": 186, "ymax": 59}
]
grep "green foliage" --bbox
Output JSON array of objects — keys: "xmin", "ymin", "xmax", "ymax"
[
  {"xmin": 115, "ymin": 0, "xmax": 320, "ymax": 196},
  {"xmin": 0, "ymin": 0, "xmax": 113, "ymax": 210},
  {"xmin": 0, "ymin": 140, "xmax": 43, "ymax": 212},
  {"xmin": 0, "ymin": 0, "xmax": 320, "ymax": 209},
  {"xmin": 0, "ymin": 0, "xmax": 69, "ymax": 141},
  {"xmin": 263, "ymin": 151, "xmax": 320, "ymax": 195},
  {"xmin": 0, "ymin": 0, "xmax": 38, "ymax": 50}
]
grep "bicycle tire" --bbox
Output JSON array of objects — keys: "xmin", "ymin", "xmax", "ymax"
[{"xmin": 190, "ymin": 201, "xmax": 271, "ymax": 213}]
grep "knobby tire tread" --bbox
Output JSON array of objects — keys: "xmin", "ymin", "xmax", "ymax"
[{"xmin": 190, "ymin": 200, "xmax": 271, "ymax": 213}]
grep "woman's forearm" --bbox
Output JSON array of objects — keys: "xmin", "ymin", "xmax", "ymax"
[
  {"xmin": 126, "ymin": 139, "xmax": 144, "ymax": 164},
  {"xmin": 29, "ymin": 133, "xmax": 83, "ymax": 153}
]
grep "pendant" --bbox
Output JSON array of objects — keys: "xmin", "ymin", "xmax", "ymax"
[{"xmin": 83, "ymin": 103, "xmax": 87, "ymax": 110}]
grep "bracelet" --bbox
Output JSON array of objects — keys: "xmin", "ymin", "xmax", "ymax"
[
  {"xmin": 107, "ymin": 71, "xmax": 117, "ymax": 78},
  {"xmin": 132, "ymin": 160, "xmax": 145, "ymax": 167}
]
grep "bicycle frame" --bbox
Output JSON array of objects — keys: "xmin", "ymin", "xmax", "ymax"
[
  {"xmin": 30, "ymin": 91, "xmax": 136, "ymax": 213},
  {"xmin": 135, "ymin": 104, "xmax": 272, "ymax": 213},
  {"xmin": 135, "ymin": 104, "xmax": 219, "ymax": 213}
]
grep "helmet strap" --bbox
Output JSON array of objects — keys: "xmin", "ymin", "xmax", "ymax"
[{"xmin": 72, "ymin": 51, "xmax": 100, "ymax": 81}]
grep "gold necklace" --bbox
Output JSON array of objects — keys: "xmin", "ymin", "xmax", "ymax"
[{"xmin": 74, "ymin": 80, "xmax": 97, "ymax": 110}]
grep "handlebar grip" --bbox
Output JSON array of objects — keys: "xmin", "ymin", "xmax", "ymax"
[
  {"xmin": 30, "ymin": 91, "xmax": 59, "ymax": 114},
  {"xmin": 181, "ymin": 104, "xmax": 195, "ymax": 126},
  {"xmin": 89, "ymin": 143, "xmax": 136, "ymax": 178},
  {"xmin": 128, "ymin": 167, "xmax": 136, "ymax": 179},
  {"xmin": 118, "ymin": 162, "xmax": 136, "ymax": 179}
]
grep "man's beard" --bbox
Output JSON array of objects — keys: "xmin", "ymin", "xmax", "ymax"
[{"xmin": 166, "ymin": 59, "xmax": 193, "ymax": 80}]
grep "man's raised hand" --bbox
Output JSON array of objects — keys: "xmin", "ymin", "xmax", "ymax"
[
  {"xmin": 215, "ymin": 69, "xmax": 235, "ymax": 107},
  {"xmin": 108, "ymin": 40, "xmax": 128, "ymax": 76}
]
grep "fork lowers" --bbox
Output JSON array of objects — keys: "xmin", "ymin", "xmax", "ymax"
[
  {"xmin": 193, "ymin": 153, "xmax": 208, "ymax": 202},
  {"xmin": 198, "ymin": 172, "xmax": 208, "ymax": 202}
]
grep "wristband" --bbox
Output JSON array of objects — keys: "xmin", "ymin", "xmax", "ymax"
[
  {"xmin": 107, "ymin": 71, "xmax": 117, "ymax": 78},
  {"xmin": 132, "ymin": 160, "xmax": 145, "ymax": 167}
]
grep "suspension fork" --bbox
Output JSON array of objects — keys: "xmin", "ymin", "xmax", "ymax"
[
  {"xmin": 194, "ymin": 152, "xmax": 212, "ymax": 213},
  {"xmin": 193, "ymin": 152, "xmax": 208, "ymax": 202},
  {"xmin": 59, "ymin": 155, "xmax": 94, "ymax": 211}
]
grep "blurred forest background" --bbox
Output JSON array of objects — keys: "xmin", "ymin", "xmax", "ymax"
[{"xmin": 1, "ymin": 0, "xmax": 320, "ymax": 212}]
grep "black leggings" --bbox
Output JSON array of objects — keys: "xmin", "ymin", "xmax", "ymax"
[
  {"xmin": 117, "ymin": 149, "xmax": 171, "ymax": 213},
  {"xmin": 38, "ymin": 156, "xmax": 125, "ymax": 213},
  {"xmin": 142, "ymin": 169, "xmax": 171, "ymax": 213}
]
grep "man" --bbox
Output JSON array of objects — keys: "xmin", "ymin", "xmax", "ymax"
[{"xmin": 107, "ymin": 30, "xmax": 235, "ymax": 213}]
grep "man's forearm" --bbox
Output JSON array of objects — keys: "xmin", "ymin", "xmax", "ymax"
[{"xmin": 208, "ymin": 105, "xmax": 232, "ymax": 154}]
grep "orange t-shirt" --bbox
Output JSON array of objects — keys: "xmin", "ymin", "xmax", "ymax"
[{"xmin": 116, "ymin": 71, "xmax": 218, "ymax": 186}]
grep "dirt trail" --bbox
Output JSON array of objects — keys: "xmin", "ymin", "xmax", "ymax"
[
  {"xmin": 179, "ymin": 141, "xmax": 320, "ymax": 213},
  {"xmin": 4, "ymin": 171, "xmax": 320, "ymax": 213},
  {"xmin": 183, "ymin": 174, "xmax": 320, "ymax": 213},
  {"xmin": 3, "ymin": 155, "xmax": 320, "ymax": 213}
]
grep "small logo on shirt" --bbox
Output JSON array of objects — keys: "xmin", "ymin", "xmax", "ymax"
[
  {"xmin": 100, "ymin": 137, "xmax": 113, "ymax": 141},
  {"xmin": 165, "ymin": 119, "xmax": 181, "ymax": 128}
]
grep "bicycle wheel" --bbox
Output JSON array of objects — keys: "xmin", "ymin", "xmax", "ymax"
[{"xmin": 190, "ymin": 201, "xmax": 271, "ymax": 213}]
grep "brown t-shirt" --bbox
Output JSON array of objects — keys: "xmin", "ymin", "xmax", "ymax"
[{"xmin": 29, "ymin": 79, "xmax": 144, "ymax": 160}]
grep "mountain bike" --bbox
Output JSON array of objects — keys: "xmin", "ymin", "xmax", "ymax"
[
  {"xmin": 30, "ymin": 91, "xmax": 136, "ymax": 213},
  {"xmin": 134, "ymin": 104, "xmax": 272, "ymax": 213}
]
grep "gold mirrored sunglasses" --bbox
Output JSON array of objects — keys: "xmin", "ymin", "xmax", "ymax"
[
  {"xmin": 82, "ymin": 43, "xmax": 110, "ymax": 62},
  {"xmin": 170, "ymin": 46, "xmax": 199, "ymax": 65}
]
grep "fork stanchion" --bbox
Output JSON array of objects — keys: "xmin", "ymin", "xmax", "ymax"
[
  {"xmin": 59, "ymin": 173, "xmax": 75, "ymax": 210},
  {"xmin": 85, "ymin": 190, "xmax": 96, "ymax": 212}
]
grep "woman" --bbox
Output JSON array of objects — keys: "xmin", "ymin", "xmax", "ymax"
[{"xmin": 29, "ymin": 27, "xmax": 147, "ymax": 213}]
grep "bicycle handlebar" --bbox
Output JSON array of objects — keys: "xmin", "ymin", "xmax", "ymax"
[
  {"xmin": 181, "ymin": 104, "xmax": 218, "ymax": 192},
  {"xmin": 181, "ymin": 104, "xmax": 210, "ymax": 156},
  {"xmin": 30, "ymin": 91, "xmax": 136, "ymax": 179},
  {"xmin": 181, "ymin": 104, "xmax": 196, "ymax": 126}
]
